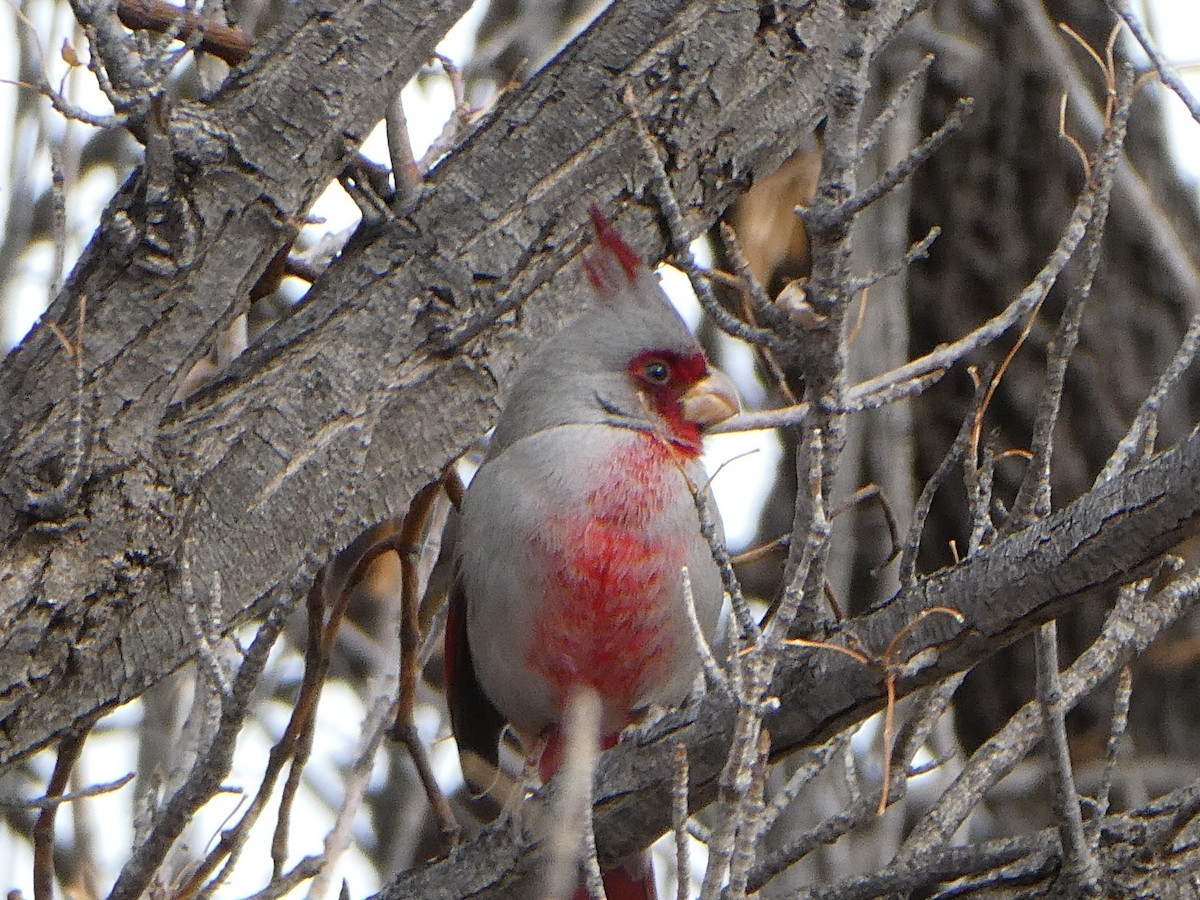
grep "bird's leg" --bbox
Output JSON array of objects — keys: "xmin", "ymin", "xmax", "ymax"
[{"xmin": 494, "ymin": 730, "xmax": 551, "ymax": 836}]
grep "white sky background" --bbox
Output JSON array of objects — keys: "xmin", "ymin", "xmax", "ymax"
[{"xmin": 0, "ymin": 1, "xmax": 1198, "ymax": 897}]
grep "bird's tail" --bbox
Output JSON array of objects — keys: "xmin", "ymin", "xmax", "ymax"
[
  {"xmin": 571, "ymin": 854, "xmax": 657, "ymax": 900},
  {"xmin": 541, "ymin": 730, "xmax": 659, "ymax": 900}
]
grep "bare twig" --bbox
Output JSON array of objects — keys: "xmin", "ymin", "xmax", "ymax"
[
  {"xmin": 859, "ymin": 53, "xmax": 936, "ymax": 157},
  {"xmin": 1017, "ymin": 0, "xmax": 1200, "ymax": 314},
  {"xmin": 672, "ymin": 743, "xmax": 691, "ymax": 900},
  {"xmin": 1035, "ymin": 622, "xmax": 1101, "ymax": 892},
  {"xmin": 1012, "ymin": 57, "xmax": 1133, "ymax": 525},
  {"xmin": 1106, "ymin": 0, "xmax": 1200, "ymax": 126},
  {"xmin": 543, "ymin": 689, "xmax": 603, "ymax": 900},
  {"xmin": 748, "ymin": 788, "xmax": 879, "ymax": 893},
  {"xmin": 897, "ymin": 370, "xmax": 987, "ymax": 584},
  {"xmin": 1090, "ymin": 664, "xmax": 1133, "ymax": 844},
  {"xmin": 34, "ymin": 727, "xmax": 92, "ymax": 900},
  {"xmin": 849, "ymin": 225, "xmax": 940, "ymax": 295},
  {"xmin": 803, "ymin": 98, "xmax": 972, "ymax": 225},
  {"xmin": 386, "ymin": 93, "xmax": 420, "ymax": 211},
  {"xmin": 839, "ymin": 134, "xmax": 1126, "ymax": 420},
  {"xmin": 716, "ymin": 222, "xmax": 795, "ymax": 403},
  {"xmin": 415, "ymin": 54, "xmax": 474, "ymax": 173},
  {"xmin": 157, "ymin": 586, "xmax": 315, "ymax": 900},
  {"xmin": 830, "ymin": 483, "xmax": 900, "ymax": 574},
  {"xmin": 765, "ymin": 428, "xmax": 828, "ymax": 642},
  {"xmin": 237, "ymin": 857, "xmax": 324, "ymax": 900},
  {"xmin": 308, "ymin": 640, "xmax": 401, "ymax": 897},
  {"xmin": 107, "ymin": 596, "xmax": 292, "ymax": 900},
  {"xmin": 726, "ymin": 728, "xmax": 772, "ymax": 900},
  {"xmin": 1098, "ymin": 312, "xmax": 1200, "ymax": 484},
  {"xmin": 180, "ymin": 556, "xmax": 234, "ymax": 699},
  {"xmin": 760, "ymin": 731, "xmax": 853, "ymax": 836},
  {"xmin": 681, "ymin": 565, "xmax": 731, "ymax": 698},
  {"xmin": 689, "ymin": 464, "xmax": 760, "ymax": 644},
  {"xmin": 3, "ymin": 7, "xmax": 125, "ymax": 128},
  {"xmin": 12, "ymin": 773, "xmax": 135, "ymax": 810},
  {"xmin": 899, "ymin": 573, "xmax": 1200, "ymax": 855},
  {"xmin": 625, "ymin": 85, "xmax": 776, "ymax": 349}
]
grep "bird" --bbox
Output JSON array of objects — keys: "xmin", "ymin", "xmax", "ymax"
[{"xmin": 445, "ymin": 206, "xmax": 738, "ymax": 898}]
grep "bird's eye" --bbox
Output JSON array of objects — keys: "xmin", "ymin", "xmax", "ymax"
[{"xmin": 642, "ymin": 359, "xmax": 671, "ymax": 385}]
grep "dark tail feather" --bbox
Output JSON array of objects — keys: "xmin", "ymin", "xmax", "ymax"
[
  {"xmin": 444, "ymin": 576, "xmax": 507, "ymax": 794},
  {"xmin": 571, "ymin": 853, "xmax": 657, "ymax": 900}
]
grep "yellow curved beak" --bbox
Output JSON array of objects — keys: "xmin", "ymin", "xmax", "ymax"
[{"xmin": 680, "ymin": 369, "xmax": 740, "ymax": 430}]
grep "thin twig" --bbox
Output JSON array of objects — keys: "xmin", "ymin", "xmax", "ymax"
[
  {"xmin": 108, "ymin": 594, "xmax": 292, "ymax": 900},
  {"xmin": 716, "ymin": 222, "xmax": 785, "ymax": 331},
  {"xmin": 415, "ymin": 54, "xmax": 473, "ymax": 173},
  {"xmin": 237, "ymin": 857, "xmax": 324, "ymax": 900},
  {"xmin": 171, "ymin": 580, "xmax": 325, "ymax": 900},
  {"xmin": 1090, "ymin": 664, "xmax": 1133, "ymax": 845},
  {"xmin": 760, "ymin": 731, "xmax": 853, "ymax": 836},
  {"xmin": 672, "ymin": 743, "xmax": 691, "ymax": 900},
  {"xmin": 386, "ymin": 92, "xmax": 420, "ymax": 211},
  {"xmin": 748, "ymin": 790, "xmax": 879, "ymax": 892},
  {"xmin": 34, "ymin": 727, "xmax": 92, "ymax": 900},
  {"xmin": 1097, "ymin": 312, "xmax": 1200, "ymax": 484},
  {"xmin": 764, "ymin": 428, "xmax": 828, "ymax": 643},
  {"xmin": 899, "ymin": 574, "xmax": 1200, "ymax": 856},
  {"xmin": 726, "ymin": 728, "xmax": 772, "ymax": 900},
  {"xmin": 625, "ymin": 85, "xmax": 776, "ymax": 349},
  {"xmin": 897, "ymin": 373, "xmax": 985, "ymax": 584},
  {"xmin": 1035, "ymin": 622, "xmax": 1101, "ymax": 892},
  {"xmin": 849, "ymin": 225, "xmax": 940, "ymax": 294},
  {"xmin": 1106, "ymin": 0, "xmax": 1200, "ymax": 126},
  {"xmin": 3, "ymin": 6, "xmax": 125, "ymax": 127},
  {"xmin": 13, "ymin": 773, "xmax": 135, "ymax": 810},
  {"xmin": 543, "ymin": 689, "xmax": 603, "ymax": 900},
  {"xmin": 839, "ymin": 132, "xmax": 1124, "ymax": 420},
  {"xmin": 803, "ymin": 98, "xmax": 972, "ymax": 225},
  {"xmin": 859, "ymin": 53, "xmax": 936, "ymax": 157},
  {"xmin": 690, "ymin": 464, "xmax": 761, "ymax": 644},
  {"xmin": 1011, "ymin": 59, "xmax": 1133, "ymax": 526},
  {"xmin": 681, "ymin": 565, "xmax": 731, "ymax": 697}
]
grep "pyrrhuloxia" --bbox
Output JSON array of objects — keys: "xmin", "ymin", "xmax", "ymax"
[{"xmin": 446, "ymin": 207, "xmax": 738, "ymax": 898}]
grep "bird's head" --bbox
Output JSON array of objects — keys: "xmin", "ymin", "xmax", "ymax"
[{"xmin": 490, "ymin": 207, "xmax": 739, "ymax": 457}]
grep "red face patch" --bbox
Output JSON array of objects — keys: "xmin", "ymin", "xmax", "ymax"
[{"xmin": 627, "ymin": 349, "xmax": 709, "ymax": 453}]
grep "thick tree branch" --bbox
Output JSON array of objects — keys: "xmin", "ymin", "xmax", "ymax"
[{"xmin": 0, "ymin": 0, "xmax": 474, "ymax": 763}]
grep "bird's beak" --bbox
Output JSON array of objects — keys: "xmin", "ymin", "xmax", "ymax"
[{"xmin": 680, "ymin": 369, "xmax": 740, "ymax": 430}]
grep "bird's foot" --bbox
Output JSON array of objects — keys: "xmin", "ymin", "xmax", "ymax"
[
  {"xmin": 494, "ymin": 783, "xmax": 528, "ymax": 839},
  {"xmin": 494, "ymin": 732, "xmax": 551, "ymax": 837}
]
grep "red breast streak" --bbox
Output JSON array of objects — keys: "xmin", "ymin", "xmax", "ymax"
[{"xmin": 525, "ymin": 434, "xmax": 692, "ymax": 732}]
